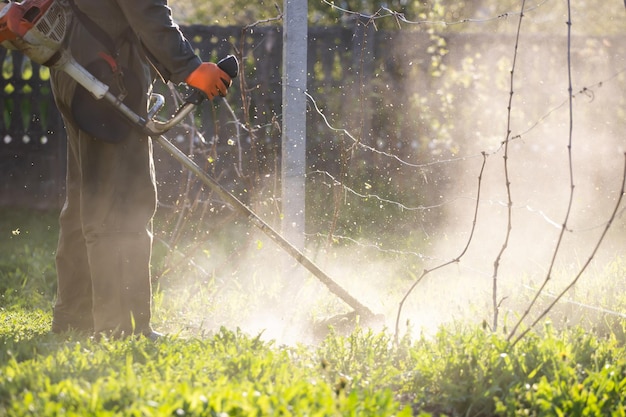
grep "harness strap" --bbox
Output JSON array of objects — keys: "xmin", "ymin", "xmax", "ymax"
[
  {"xmin": 67, "ymin": 0, "xmax": 118, "ymax": 56},
  {"xmin": 67, "ymin": 0, "xmax": 135, "ymax": 100}
]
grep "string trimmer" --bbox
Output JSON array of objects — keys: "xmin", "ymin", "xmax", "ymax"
[{"xmin": 0, "ymin": 0, "xmax": 382, "ymax": 324}]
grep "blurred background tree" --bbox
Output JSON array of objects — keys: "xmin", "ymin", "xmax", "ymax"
[
  {"xmin": 168, "ymin": 0, "xmax": 469, "ymax": 28},
  {"xmin": 169, "ymin": 0, "xmax": 624, "ymax": 35}
]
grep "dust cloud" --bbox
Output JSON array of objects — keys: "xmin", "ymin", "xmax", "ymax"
[
  {"xmin": 157, "ymin": 5, "xmax": 626, "ymax": 344},
  {"xmin": 397, "ymin": 17, "xmax": 626, "ymax": 337}
]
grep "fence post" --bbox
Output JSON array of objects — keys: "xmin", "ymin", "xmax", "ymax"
[{"xmin": 281, "ymin": 0, "xmax": 308, "ymax": 250}]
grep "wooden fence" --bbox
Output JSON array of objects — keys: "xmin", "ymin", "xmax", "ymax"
[{"xmin": 1, "ymin": 22, "xmax": 624, "ymax": 209}]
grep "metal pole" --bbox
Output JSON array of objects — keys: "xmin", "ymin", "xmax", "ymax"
[{"xmin": 281, "ymin": 0, "xmax": 308, "ymax": 249}]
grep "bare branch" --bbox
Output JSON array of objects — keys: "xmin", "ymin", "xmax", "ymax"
[
  {"xmin": 394, "ymin": 152, "xmax": 487, "ymax": 345},
  {"xmin": 507, "ymin": 0, "xmax": 576, "ymax": 341},
  {"xmin": 490, "ymin": 0, "xmax": 528, "ymax": 332}
]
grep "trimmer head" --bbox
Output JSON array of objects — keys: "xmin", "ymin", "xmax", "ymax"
[{"xmin": 312, "ymin": 311, "xmax": 386, "ymax": 341}]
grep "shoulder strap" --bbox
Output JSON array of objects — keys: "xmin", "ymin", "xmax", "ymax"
[
  {"xmin": 67, "ymin": 0, "xmax": 134, "ymax": 57},
  {"xmin": 65, "ymin": 0, "xmax": 166, "ymax": 82}
]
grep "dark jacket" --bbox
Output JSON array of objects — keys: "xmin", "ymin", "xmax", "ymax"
[
  {"xmin": 52, "ymin": 0, "xmax": 201, "ymax": 112},
  {"xmin": 72, "ymin": 0, "xmax": 201, "ymax": 83}
]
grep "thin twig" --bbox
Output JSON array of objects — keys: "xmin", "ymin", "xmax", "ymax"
[
  {"xmin": 490, "ymin": 0, "xmax": 527, "ymax": 331},
  {"xmin": 394, "ymin": 152, "xmax": 487, "ymax": 345},
  {"xmin": 507, "ymin": 0, "xmax": 576, "ymax": 341},
  {"xmin": 511, "ymin": 152, "xmax": 626, "ymax": 346},
  {"xmin": 520, "ymin": 283, "xmax": 626, "ymax": 320},
  {"xmin": 243, "ymin": 7, "xmax": 283, "ymax": 30},
  {"xmin": 320, "ymin": 0, "xmax": 549, "ymax": 27}
]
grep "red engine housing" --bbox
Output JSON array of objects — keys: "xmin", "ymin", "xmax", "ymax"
[{"xmin": 0, "ymin": 0, "xmax": 56, "ymax": 43}]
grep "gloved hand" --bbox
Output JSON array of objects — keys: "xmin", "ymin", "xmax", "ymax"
[{"xmin": 185, "ymin": 62, "xmax": 232, "ymax": 100}]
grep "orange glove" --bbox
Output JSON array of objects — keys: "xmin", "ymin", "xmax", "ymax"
[{"xmin": 185, "ymin": 62, "xmax": 232, "ymax": 100}]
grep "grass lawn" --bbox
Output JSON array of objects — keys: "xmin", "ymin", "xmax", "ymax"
[{"xmin": 3, "ymin": 208, "xmax": 626, "ymax": 416}]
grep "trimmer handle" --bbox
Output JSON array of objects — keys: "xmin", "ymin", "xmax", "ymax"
[
  {"xmin": 145, "ymin": 55, "xmax": 239, "ymax": 134},
  {"xmin": 218, "ymin": 54, "xmax": 239, "ymax": 79},
  {"xmin": 186, "ymin": 55, "xmax": 239, "ymax": 105}
]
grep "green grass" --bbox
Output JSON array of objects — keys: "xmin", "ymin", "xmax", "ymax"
[
  {"xmin": 0, "ymin": 208, "xmax": 58, "ymax": 310},
  {"xmin": 0, "ymin": 325, "xmax": 412, "ymax": 416},
  {"xmin": 4, "ymin": 208, "xmax": 626, "ymax": 416}
]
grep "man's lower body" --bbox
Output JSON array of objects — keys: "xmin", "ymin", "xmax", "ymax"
[{"xmin": 50, "ymin": 99, "xmax": 158, "ymax": 338}]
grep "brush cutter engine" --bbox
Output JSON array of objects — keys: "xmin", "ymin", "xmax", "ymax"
[
  {"xmin": 0, "ymin": 0, "xmax": 110, "ymax": 103},
  {"xmin": 0, "ymin": 0, "xmax": 71, "ymax": 66}
]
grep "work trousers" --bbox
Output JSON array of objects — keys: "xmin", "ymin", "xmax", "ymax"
[{"xmin": 50, "ymin": 73, "xmax": 157, "ymax": 336}]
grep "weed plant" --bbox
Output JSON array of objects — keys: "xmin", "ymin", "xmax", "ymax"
[{"xmin": 4, "ymin": 314, "xmax": 626, "ymax": 416}]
